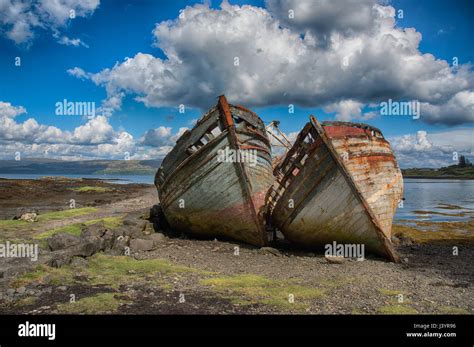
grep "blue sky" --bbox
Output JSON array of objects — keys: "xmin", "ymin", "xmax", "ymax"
[{"xmin": 0, "ymin": 0, "xmax": 472, "ymax": 167}]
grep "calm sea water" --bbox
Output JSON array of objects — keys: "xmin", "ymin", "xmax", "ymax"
[
  {"xmin": 395, "ymin": 178, "xmax": 474, "ymax": 222},
  {"xmin": 0, "ymin": 173, "xmax": 155, "ymax": 185},
  {"xmin": 1, "ymin": 175, "xmax": 472, "ymax": 222}
]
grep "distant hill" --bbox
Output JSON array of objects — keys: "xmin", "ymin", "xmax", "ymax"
[
  {"xmin": 0, "ymin": 158, "xmax": 161, "ymax": 175},
  {"xmin": 402, "ymin": 165, "xmax": 474, "ymax": 179}
]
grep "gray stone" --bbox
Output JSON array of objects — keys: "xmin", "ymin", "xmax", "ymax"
[
  {"xmin": 6, "ymin": 288, "xmax": 15, "ymax": 296},
  {"xmin": 70, "ymin": 256, "xmax": 88, "ymax": 268},
  {"xmin": 20, "ymin": 213, "xmax": 38, "ymax": 223},
  {"xmin": 48, "ymin": 233, "xmax": 81, "ymax": 251},
  {"xmin": 81, "ymin": 222, "xmax": 107, "ymax": 238},
  {"xmin": 74, "ymin": 236, "xmax": 102, "ymax": 257},
  {"xmin": 113, "ymin": 228, "xmax": 126, "ymax": 238},
  {"xmin": 13, "ymin": 208, "xmax": 38, "ymax": 220},
  {"xmin": 102, "ymin": 230, "xmax": 115, "ymax": 250},
  {"xmin": 130, "ymin": 238, "xmax": 154, "ymax": 252},
  {"xmin": 16, "ymin": 286, "xmax": 26, "ymax": 294},
  {"xmin": 325, "ymin": 255, "xmax": 345, "ymax": 264},
  {"xmin": 142, "ymin": 222, "xmax": 155, "ymax": 235},
  {"xmin": 108, "ymin": 236, "xmax": 130, "ymax": 256},
  {"xmin": 258, "ymin": 247, "xmax": 281, "ymax": 257},
  {"xmin": 147, "ymin": 233, "xmax": 166, "ymax": 245},
  {"xmin": 122, "ymin": 219, "xmax": 138, "ymax": 226},
  {"xmin": 149, "ymin": 205, "xmax": 161, "ymax": 221},
  {"xmin": 49, "ymin": 252, "xmax": 72, "ymax": 268}
]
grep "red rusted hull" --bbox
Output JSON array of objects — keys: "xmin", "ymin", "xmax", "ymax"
[{"xmin": 267, "ymin": 117, "xmax": 403, "ymax": 261}]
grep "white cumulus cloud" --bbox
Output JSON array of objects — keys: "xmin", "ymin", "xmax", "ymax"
[
  {"xmin": 0, "ymin": 0, "xmax": 100, "ymax": 45},
  {"xmin": 70, "ymin": 1, "xmax": 473, "ymax": 125}
]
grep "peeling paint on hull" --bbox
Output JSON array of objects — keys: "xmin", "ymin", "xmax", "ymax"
[
  {"xmin": 268, "ymin": 117, "xmax": 403, "ymax": 261},
  {"xmin": 155, "ymin": 96, "xmax": 274, "ymax": 246}
]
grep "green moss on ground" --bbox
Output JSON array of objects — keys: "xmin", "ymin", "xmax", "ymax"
[
  {"xmin": 201, "ymin": 274, "xmax": 324, "ymax": 311},
  {"xmin": 35, "ymin": 216, "xmax": 123, "ymax": 240},
  {"xmin": 11, "ymin": 253, "xmax": 196, "ymax": 290},
  {"xmin": 56, "ymin": 293, "xmax": 129, "ymax": 314},
  {"xmin": 70, "ymin": 186, "xmax": 114, "ymax": 193},
  {"xmin": 378, "ymin": 305, "xmax": 418, "ymax": 314},
  {"xmin": 437, "ymin": 306, "xmax": 470, "ymax": 314},
  {"xmin": 37, "ymin": 207, "xmax": 98, "ymax": 222},
  {"xmin": 393, "ymin": 219, "xmax": 474, "ymax": 245}
]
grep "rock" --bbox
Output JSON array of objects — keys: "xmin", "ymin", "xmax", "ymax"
[
  {"xmin": 49, "ymin": 252, "xmax": 72, "ymax": 268},
  {"xmin": 130, "ymin": 238, "xmax": 154, "ymax": 252},
  {"xmin": 149, "ymin": 205, "xmax": 161, "ymax": 221},
  {"xmin": 149, "ymin": 204, "xmax": 170, "ymax": 231},
  {"xmin": 49, "ymin": 235, "xmax": 102, "ymax": 266},
  {"xmin": 325, "ymin": 255, "xmax": 345, "ymax": 264},
  {"xmin": 122, "ymin": 221, "xmax": 147, "ymax": 239},
  {"xmin": 108, "ymin": 235, "xmax": 130, "ymax": 256},
  {"xmin": 81, "ymin": 222, "xmax": 107, "ymax": 238},
  {"xmin": 20, "ymin": 213, "xmax": 38, "ymax": 223},
  {"xmin": 258, "ymin": 247, "xmax": 281, "ymax": 257},
  {"xmin": 391, "ymin": 235, "xmax": 401, "ymax": 245},
  {"xmin": 13, "ymin": 208, "xmax": 38, "ymax": 220},
  {"xmin": 102, "ymin": 230, "xmax": 115, "ymax": 250},
  {"xmin": 147, "ymin": 233, "xmax": 167, "ymax": 245},
  {"xmin": 48, "ymin": 233, "xmax": 81, "ymax": 251},
  {"xmin": 70, "ymin": 256, "xmax": 88, "ymax": 268},
  {"xmin": 393, "ymin": 233, "xmax": 414, "ymax": 246},
  {"xmin": 142, "ymin": 222, "xmax": 155, "ymax": 235},
  {"xmin": 122, "ymin": 219, "xmax": 137, "ymax": 226},
  {"xmin": 16, "ymin": 286, "xmax": 26, "ymax": 294},
  {"xmin": 74, "ymin": 236, "xmax": 103, "ymax": 257},
  {"xmin": 139, "ymin": 209, "xmax": 151, "ymax": 220},
  {"xmin": 6, "ymin": 288, "xmax": 15, "ymax": 297},
  {"xmin": 113, "ymin": 228, "xmax": 126, "ymax": 238}
]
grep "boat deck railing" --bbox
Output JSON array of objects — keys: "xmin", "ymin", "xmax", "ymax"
[{"xmin": 265, "ymin": 122, "xmax": 315, "ymax": 218}]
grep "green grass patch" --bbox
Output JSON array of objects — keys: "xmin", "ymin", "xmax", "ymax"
[
  {"xmin": 85, "ymin": 253, "xmax": 194, "ymax": 288},
  {"xmin": 379, "ymin": 289, "xmax": 405, "ymax": 296},
  {"xmin": 201, "ymin": 274, "xmax": 324, "ymax": 311},
  {"xmin": 36, "ymin": 224, "xmax": 84, "ymax": 240},
  {"xmin": 378, "ymin": 304, "xmax": 418, "ymax": 314},
  {"xmin": 10, "ymin": 264, "xmax": 75, "ymax": 288},
  {"xmin": 11, "ymin": 253, "xmax": 197, "ymax": 291},
  {"xmin": 0, "ymin": 219, "xmax": 29, "ymax": 232},
  {"xmin": 70, "ymin": 186, "xmax": 114, "ymax": 193},
  {"xmin": 86, "ymin": 216, "xmax": 123, "ymax": 229},
  {"xmin": 37, "ymin": 207, "xmax": 97, "ymax": 222},
  {"xmin": 0, "ymin": 207, "xmax": 98, "ymax": 234},
  {"xmin": 437, "ymin": 306, "xmax": 470, "ymax": 314},
  {"xmin": 56, "ymin": 293, "xmax": 129, "ymax": 314},
  {"xmin": 35, "ymin": 216, "xmax": 123, "ymax": 240},
  {"xmin": 15, "ymin": 296, "xmax": 38, "ymax": 307}
]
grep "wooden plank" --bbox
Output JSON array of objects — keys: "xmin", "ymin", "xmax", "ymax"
[{"xmin": 309, "ymin": 116, "xmax": 400, "ymax": 262}]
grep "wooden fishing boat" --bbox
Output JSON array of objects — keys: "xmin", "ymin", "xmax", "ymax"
[
  {"xmin": 266, "ymin": 116, "xmax": 403, "ymax": 261},
  {"xmin": 155, "ymin": 95, "xmax": 274, "ymax": 246}
]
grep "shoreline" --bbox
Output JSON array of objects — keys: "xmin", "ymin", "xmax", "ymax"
[
  {"xmin": 0, "ymin": 179, "xmax": 472, "ymax": 314},
  {"xmin": 402, "ymin": 175, "xmax": 474, "ymax": 180}
]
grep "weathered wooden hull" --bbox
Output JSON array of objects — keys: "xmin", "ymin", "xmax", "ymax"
[
  {"xmin": 268, "ymin": 117, "xmax": 403, "ymax": 261},
  {"xmin": 155, "ymin": 96, "xmax": 274, "ymax": 246}
]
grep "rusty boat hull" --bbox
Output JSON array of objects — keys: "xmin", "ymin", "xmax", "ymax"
[
  {"xmin": 267, "ymin": 116, "xmax": 403, "ymax": 261},
  {"xmin": 155, "ymin": 96, "xmax": 274, "ymax": 246}
]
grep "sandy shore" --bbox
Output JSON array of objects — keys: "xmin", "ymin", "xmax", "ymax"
[{"xmin": 0, "ymin": 179, "xmax": 472, "ymax": 314}]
